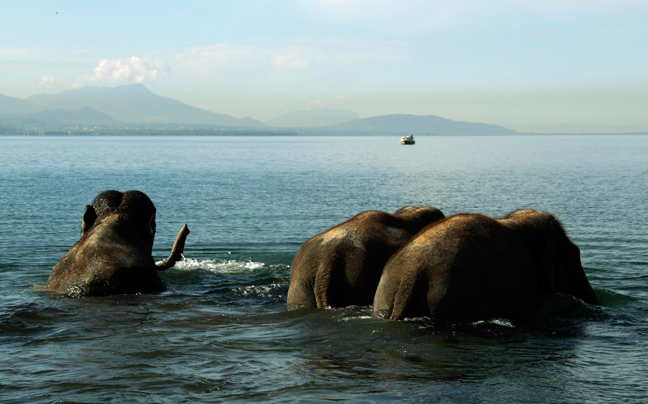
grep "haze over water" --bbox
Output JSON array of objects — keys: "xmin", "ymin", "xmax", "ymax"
[{"xmin": 1, "ymin": 135, "xmax": 647, "ymax": 403}]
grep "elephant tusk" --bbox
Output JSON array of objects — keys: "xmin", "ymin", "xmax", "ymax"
[{"xmin": 157, "ymin": 224, "xmax": 190, "ymax": 271}]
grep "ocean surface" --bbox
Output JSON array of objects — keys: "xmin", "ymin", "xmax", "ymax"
[{"xmin": 0, "ymin": 135, "xmax": 647, "ymax": 403}]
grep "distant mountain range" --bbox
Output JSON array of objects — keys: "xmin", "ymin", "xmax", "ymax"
[
  {"xmin": 0, "ymin": 84, "xmax": 265, "ymax": 130},
  {"xmin": 1, "ymin": 107, "xmax": 120, "ymax": 127},
  {"xmin": 0, "ymin": 84, "xmax": 519, "ymax": 135},
  {"xmin": 323, "ymin": 114, "xmax": 518, "ymax": 136},
  {"xmin": 24, "ymin": 84, "xmax": 265, "ymax": 127},
  {"xmin": 265, "ymin": 109, "xmax": 360, "ymax": 128},
  {"xmin": 0, "ymin": 94, "xmax": 38, "ymax": 114}
]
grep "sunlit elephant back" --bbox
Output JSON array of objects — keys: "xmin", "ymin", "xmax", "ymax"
[
  {"xmin": 373, "ymin": 209, "xmax": 599, "ymax": 320},
  {"xmin": 287, "ymin": 206, "xmax": 445, "ymax": 310},
  {"xmin": 46, "ymin": 190, "xmax": 189, "ymax": 297}
]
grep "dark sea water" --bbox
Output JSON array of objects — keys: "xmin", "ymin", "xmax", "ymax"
[{"xmin": 1, "ymin": 135, "xmax": 647, "ymax": 403}]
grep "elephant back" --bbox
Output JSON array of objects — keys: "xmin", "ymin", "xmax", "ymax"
[{"xmin": 288, "ymin": 207, "xmax": 445, "ymax": 310}]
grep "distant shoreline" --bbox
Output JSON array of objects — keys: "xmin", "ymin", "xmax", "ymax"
[{"xmin": 2, "ymin": 131, "xmax": 647, "ymax": 137}]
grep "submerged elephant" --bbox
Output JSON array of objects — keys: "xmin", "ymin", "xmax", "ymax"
[
  {"xmin": 287, "ymin": 206, "xmax": 445, "ymax": 310},
  {"xmin": 373, "ymin": 210, "xmax": 599, "ymax": 320},
  {"xmin": 46, "ymin": 190, "xmax": 190, "ymax": 297}
]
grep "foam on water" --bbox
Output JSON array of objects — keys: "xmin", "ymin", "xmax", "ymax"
[
  {"xmin": 473, "ymin": 318, "xmax": 516, "ymax": 328},
  {"xmin": 161, "ymin": 257, "xmax": 266, "ymax": 274},
  {"xmin": 340, "ymin": 315, "xmax": 373, "ymax": 321},
  {"xmin": 232, "ymin": 283, "xmax": 285, "ymax": 299}
]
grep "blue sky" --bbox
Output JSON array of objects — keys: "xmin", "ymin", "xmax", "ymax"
[{"xmin": 1, "ymin": 0, "xmax": 647, "ymax": 132}]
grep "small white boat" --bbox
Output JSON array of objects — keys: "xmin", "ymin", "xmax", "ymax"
[{"xmin": 400, "ymin": 135, "xmax": 415, "ymax": 145}]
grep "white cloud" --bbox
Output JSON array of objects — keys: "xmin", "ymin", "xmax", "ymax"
[
  {"xmin": 73, "ymin": 56, "xmax": 166, "ymax": 88},
  {"xmin": 37, "ymin": 74, "xmax": 56, "ymax": 89}
]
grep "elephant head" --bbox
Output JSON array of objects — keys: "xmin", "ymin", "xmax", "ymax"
[
  {"xmin": 504, "ymin": 209, "xmax": 599, "ymax": 305},
  {"xmin": 287, "ymin": 206, "xmax": 445, "ymax": 310},
  {"xmin": 46, "ymin": 190, "xmax": 190, "ymax": 297},
  {"xmin": 81, "ymin": 190, "xmax": 157, "ymax": 251}
]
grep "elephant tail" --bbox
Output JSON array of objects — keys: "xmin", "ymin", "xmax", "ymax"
[
  {"xmin": 382, "ymin": 268, "xmax": 421, "ymax": 321},
  {"xmin": 313, "ymin": 241, "xmax": 366, "ymax": 309},
  {"xmin": 313, "ymin": 252, "xmax": 347, "ymax": 309},
  {"xmin": 313, "ymin": 265, "xmax": 332, "ymax": 309},
  {"xmin": 389, "ymin": 282, "xmax": 412, "ymax": 320}
]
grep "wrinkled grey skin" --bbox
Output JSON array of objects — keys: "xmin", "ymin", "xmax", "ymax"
[
  {"xmin": 287, "ymin": 206, "xmax": 445, "ymax": 310},
  {"xmin": 46, "ymin": 190, "xmax": 189, "ymax": 297},
  {"xmin": 373, "ymin": 210, "xmax": 599, "ymax": 321}
]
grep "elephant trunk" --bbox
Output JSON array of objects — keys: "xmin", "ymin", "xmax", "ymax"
[
  {"xmin": 570, "ymin": 268, "xmax": 600, "ymax": 305},
  {"xmin": 157, "ymin": 224, "xmax": 190, "ymax": 271}
]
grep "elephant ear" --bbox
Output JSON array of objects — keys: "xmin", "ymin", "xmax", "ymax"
[
  {"xmin": 539, "ymin": 237, "xmax": 558, "ymax": 293},
  {"xmin": 81, "ymin": 205, "xmax": 97, "ymax": 236}
]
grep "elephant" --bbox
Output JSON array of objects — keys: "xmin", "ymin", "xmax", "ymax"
[
  {"xmin": 372, "ymin": 210, "xmax": 599, "ymax": 321},
  {"xmin": 46, "ymin": 190, "xmax": 190, "ymax": 297},
  {"xmin": 287, "ymin": 206, "xmax": 445, "ymax": 310}
]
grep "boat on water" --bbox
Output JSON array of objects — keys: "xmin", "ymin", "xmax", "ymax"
[{"xmin": 400, "ymin": 135, "xmax": 415, "ymax": 145}]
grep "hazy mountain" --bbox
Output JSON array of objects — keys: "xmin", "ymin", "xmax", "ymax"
[
  {"xmin": 0, "ymin": 107, "xmax": 121, "ymax": 127},
  {"xmin": 27, "ymin": 84, "xmax": 265, "ymax": 127},
  {"xmin": 0, "ymin": 94, "xmax": 39, "ymax": 114},
  {"xmin": 2, "ymin": 87, "xmax": 521, "ymax": 135},
  {"xmin": 325, "ymin": 114, "xmax": 518, "ymax": 136},
  {"xmin": 266, "ymin": 109, "xmax": 360, "ymax": 128}
]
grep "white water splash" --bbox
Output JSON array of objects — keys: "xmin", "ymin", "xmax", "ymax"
[
  {"xmin": 159, "ymin": 257, "xmax": 266, "ymax": 274},
  {"xmin": 233, "ymin": 283, "xmax": 285, "ymax": 298},
  {"xmin": 472, "ymin": 318, "xmax": 515, "ymax": 328},
  {"xmin": 340, "ymin": 315, "xmax": 372, "ymax": 321}
]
